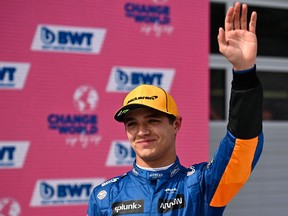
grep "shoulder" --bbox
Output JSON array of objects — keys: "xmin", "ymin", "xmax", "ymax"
[
  {"xmin": 93, "ymin": 173, "xmax": 128, "ymax": 194},
  {"xmin": 89, "ymin": 173, "xmax": 129, "ymax": 208},
  {"xmin": 184, "ymin": 163, "xmax": 209, "ymax": 186}
]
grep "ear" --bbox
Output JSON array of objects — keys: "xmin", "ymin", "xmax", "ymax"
[{"xmin": 174, "ymin": 116, "xmax": 182, "ymax": 132}]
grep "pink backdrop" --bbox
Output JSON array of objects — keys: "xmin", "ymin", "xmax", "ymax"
[{"xmin": 0, "ymin": 0, "xmax": 209, "ymax": 215}]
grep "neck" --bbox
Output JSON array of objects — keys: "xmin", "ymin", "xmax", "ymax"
[
  {"xmin": 136, "ymin": 162, "xmax": 174, "ymax": 171},
  {"xmin": 136, "ymin": 155, "xmax": 177, "ymax": 169}
]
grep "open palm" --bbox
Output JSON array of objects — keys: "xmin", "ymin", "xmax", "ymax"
[{"xmin": 218, "ymin": 2, "xmax": 257, "ymax": 71}]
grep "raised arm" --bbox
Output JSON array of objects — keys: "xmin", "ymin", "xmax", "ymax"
[
  {"xmin": 205, "ymin": 2, "xmax": 264, "ymax": 210},
  {"xmin": 218, "ymin": 2, "xmax": 262, "ymax": 138}
]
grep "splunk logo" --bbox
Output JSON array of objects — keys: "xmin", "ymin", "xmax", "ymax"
[
  {"xmin": 112, "ymin": 200, "xmax": 144, "ymax": 216},
  {"xmin": 106, "ymin": 141, "xmax": 136, "ymax": 166},
  {"xmin": 48, "ymin": 114, "xmax": 98, "ymax": 135},
  {"xmin": 106, "ymin": 66, "xmax": 175, "ymax": 92},
  {"xmin": 0, "ymin": 141, "xmax": 30, "ymax": 169},
  {"xmin": 158, "ymin": 194, "xmax": 185, "ymax": 213},
  {"xmin": 31, "ymin": 25, "xmax": 106, "ymax": 54},
  {"xmin": 30, "ymin": 178, "xmax": 105, "ymax": 206},
  {"xmin": 0, "ymin": 62, "xmax": 30, "ymax": 90}
]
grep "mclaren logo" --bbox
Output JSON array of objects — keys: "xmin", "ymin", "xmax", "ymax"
[
  {"xmin": 158, "ymin": 194, "xmax": 185, "ymax": 213},
  {"xmin": 127, "ymin": 96, "xmax": 158, "ymax": 104},
  {"xmin": 112, "ymin": 200, "xmax": 144, "ymax": 215}
]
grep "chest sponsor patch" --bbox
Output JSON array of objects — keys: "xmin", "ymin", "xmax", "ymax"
[
  {"xmin": 112, "ymin": 200, "xmax": 144, "ymax": 215},
  {"xmin": 158, "ymin": 194, "xmax": 185, "ymax": 213}
]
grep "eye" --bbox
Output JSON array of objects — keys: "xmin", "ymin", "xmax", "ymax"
[
  {"xmin": 149, "ymin": 118, "xmax": 161, "ymax": 123},
  {"xmin": 125, "ymin": 121, "xmax": 137, "ymax": 128}
]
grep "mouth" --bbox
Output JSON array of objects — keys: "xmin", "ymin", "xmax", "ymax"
[{"xmin": 136, "ymin": 139, "xmax": 156, "ymax": 147}]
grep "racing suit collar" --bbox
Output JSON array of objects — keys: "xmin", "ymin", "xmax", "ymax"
[{"xmin": 132, "ymin": 157, "xmax": 184, "ymax": 180}]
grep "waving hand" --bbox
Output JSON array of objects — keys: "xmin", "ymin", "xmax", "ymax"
[{"xmin": 218, "ymin": 2, "xmax": 257, "ymax": 70}]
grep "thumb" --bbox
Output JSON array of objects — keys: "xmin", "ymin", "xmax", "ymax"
[{"xmin": 217, "ymin": 27, "xmax": 227, "ymax": 54}]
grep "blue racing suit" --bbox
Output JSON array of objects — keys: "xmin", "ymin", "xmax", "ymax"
[{"xmin": 87, "ymin": 66, "xmax": 264, "ymax": 215}]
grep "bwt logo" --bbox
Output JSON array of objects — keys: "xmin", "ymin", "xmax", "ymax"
[
  {"xmin": 30, "ymin": 178, "xmax": 105, "ymax": 206},
  {"xmin": 31, "ymin": 25, "xmax": 106, "ymax": 54},
  {"xmin": 0, "ymin": 62, "xmax": 30, "ymax": 90},
  {"xmin": 115, "ymin": 68, "xmax": 163, "ymax": 85},
  {"xmin": 115, "ymin": 143, "xmax": 136, "ymax": 160},
  {"xmin": 40, "ymin": 182, "xmax": 91, "ymax": 199},
  {"xmin": 106, "ymin": 66, "xmax": 175, "ymax": 92},
  {"xmin": 40, "ymin": 27, "xmax": 93, "ymax": 46},
  {"xmin": 0, "ymin": 141, "xmax": 30, "ymax": 169},
  {"xmin": 106, "ymin": 141, "xmax": 136, "ymax": 166}
]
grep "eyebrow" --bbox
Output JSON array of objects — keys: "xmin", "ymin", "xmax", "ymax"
[{"xmin": 124, "ymin": 112, "xmax": 164, "ymax": 123}]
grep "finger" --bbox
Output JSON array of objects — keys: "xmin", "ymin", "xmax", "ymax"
[
  {"xmin": 233, "ymin": 2, "xmax": 241, "ymax": 29},
  {"xmin": 249, "ymin": 11, "xmax": 257, "ymax": 34},
  {"xmin": 240, "ymin": 4, "xmax": 248, "ymax": 30},
  {"xmin": 225, "ymin": 7, "xmax": 234, "ymax": 31}
]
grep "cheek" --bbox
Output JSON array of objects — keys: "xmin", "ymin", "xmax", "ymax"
[
  {"xmin": 159, "ymin": 125, "xmax": 173, "ymax": 135},
  {"xmin": 160, "ymin": 128, "xmax": 176, "ymax": 141},
  {"xmin": 126, "ymin": 130, "xmax": 135, "ymax": 142}
]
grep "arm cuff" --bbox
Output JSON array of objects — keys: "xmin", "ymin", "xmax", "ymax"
[
  {"xmin": 232, "ymin": 65, "xmax": 259, "ymax": 91},
  {"xmin": 233, "ymin": 65, "xmax": 256, "ymax": 74}
]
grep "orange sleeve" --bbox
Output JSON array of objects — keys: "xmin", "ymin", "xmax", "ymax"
[{"xmin": 210, "ymin": 136, "xmax": 259, "ymax": 207}]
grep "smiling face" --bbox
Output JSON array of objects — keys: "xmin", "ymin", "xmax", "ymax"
[{"xmin": 124, "ymin": 107, "xmax": 182, "ymax": 168}]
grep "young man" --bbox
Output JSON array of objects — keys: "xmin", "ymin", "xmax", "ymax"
[{"xmin": 87, "ymin": 2, "xmax": 263, "ymax": 215}]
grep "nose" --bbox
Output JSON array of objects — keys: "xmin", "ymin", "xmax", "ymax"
[{"xmin": 138, "ymin": 123, "xmax": 151, "ymax": 136}]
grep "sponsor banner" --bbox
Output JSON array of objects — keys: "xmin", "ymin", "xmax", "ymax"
[
  {"xmin": 0, "ymin": 141, "xmax": 30, "ymax": 169},
  {"xmin": 0, "ymin": 0, "xmax": 209, "ymax": 215},
  {"xmin": 106, "ymin": 66, "xmax": 175, "ymax": 92},
  {"xmin": 106, "ymin": 141, "xmax": 135, "ymax": 166},
  {"xmin": 31, "ymin": 25, "xmax": 106, "ymax": 54},
  {"xmin": 30, "ymin": 178, "xmax": 105, "ymax": 206},
  {"xmin": 47, "ymin": 85, "xmax": 102, "ymax": 148},
  {"xmin": 0, "ymin": 62, "xmax": 30, "ymax": 90}
]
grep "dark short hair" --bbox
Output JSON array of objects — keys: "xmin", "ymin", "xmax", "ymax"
[{"xmin": 166, "ymin": 114, "xmax": 177, "ymax": 125}]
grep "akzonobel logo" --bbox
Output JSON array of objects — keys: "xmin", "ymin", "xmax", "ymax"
[
  {"xmin": 31, "ymin": 25, "xmax": 106, "ymax": 54},
  {"xmin": 112, "ymin": 200, "xmax": 144, "ymax": 216},
  {"xmin": 0, "ymin": 141, "xmax": 30, "ymax": 169},
  {"xmin": 0, "ymin": 62, "xmax": 30, "ymax": 90},
  {"xmin": 106, "ymin": 66, "xmax": 175, "ymax": 92}
]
